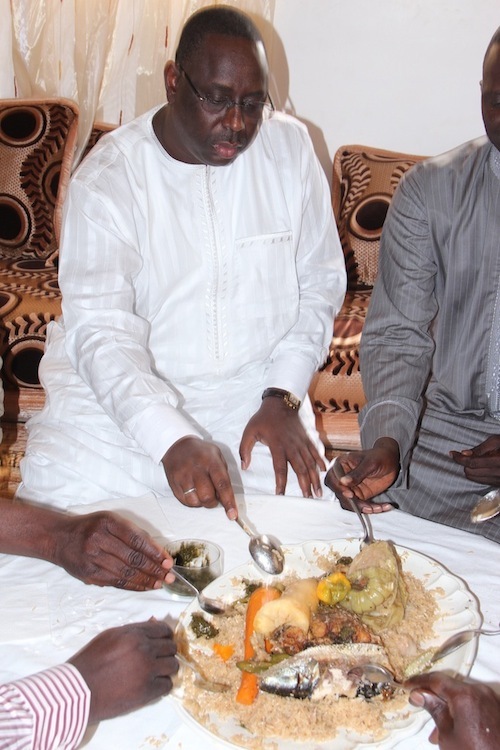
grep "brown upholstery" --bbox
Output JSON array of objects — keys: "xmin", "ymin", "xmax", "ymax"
[
  {"xmin": 81, "ymin": 121, "xmax": 116, "ymax": 161},
  {"xmin": 310, "ymin": 145, "xmax": 426, "ymax": 453},
  {"xmin": 0, "ymin": 98, "xmax": 79, "ymax": 258},
  {"xmin": 0, "ymin": 98, "xmax": 79, "ymax": 422},
  {"xmin": 0, "ymin": 108, "xmax": 118, "ymax": 495}
]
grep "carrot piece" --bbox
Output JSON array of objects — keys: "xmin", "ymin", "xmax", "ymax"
[
  {"xmin": 243, "ymin": 586, "xmax": 282, "ymax": 660},
  {"xmin": 236, "ymin": 670, "xmax": 260, "ymax": 705},
  {"xmin": 236, "ymin": 586, "xmax": 281, "ymax": 705},
  {"xmin": 213, "ymin": 642, "xmax": 234, "ymax": 661}
]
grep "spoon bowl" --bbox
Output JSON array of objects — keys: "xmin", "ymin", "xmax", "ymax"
[
  {"xmin": 170, "ymin": 568, "xmax": 227, "ymax": 615},
  {"xmin": 470, "ymin": 488, "xmax": 500, "ymax": 523},
  {"xmin": 348, "ymin": 664, "xmax": 401, "ymax": 690},
  {"xmin": 236, "ymin": 516, "xmax": 285, "ymax": 575}
]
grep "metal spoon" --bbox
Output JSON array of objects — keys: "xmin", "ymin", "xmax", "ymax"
[
  {"xmin": 176, "ymin": 653, "xmax": 229, "ymax": 693},
  {"xmin": 470, "ymin": 488, "xmax": 500, "ymax": 523},
  {"xmin": 345, "ymin": 496, "xmax": 375, "ymax": 547},
  {"xmin": 331, "ymin": 457, "xmax": 375, "ymax": 546},
  {"xmin": 350, "ymin": 625, "xmax": 500, "ymax": 686},
  {"xmin": 235, "ymin": 515, "xmax": 285, "ymax": 575},
  {"xmin": 428, "ymin": 625, "xmax": 500, "ymax": 662},
  {"xmin": 170, "ymin": 568, "xmax": 226, "ymax": 615},
  {"xmin": 348, "ymin": 663, "xmax": 401, "ymax": 690}
]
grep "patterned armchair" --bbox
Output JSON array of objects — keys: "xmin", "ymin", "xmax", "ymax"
[
  {"xmin": 309, "ymin": 144, "xmax": 426, "ymax": 454},
  {"xmin": 0, "ymin": 104, "xmax": 118, "ymax": 495},
  {"xmin": 0, "ymin": 98, "xmax": 79, "ymax": 423}
]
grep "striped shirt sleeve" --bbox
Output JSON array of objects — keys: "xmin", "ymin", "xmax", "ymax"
[{"xmin": 0, "ymin": 663, "xmax": 90, "ymax": 750}]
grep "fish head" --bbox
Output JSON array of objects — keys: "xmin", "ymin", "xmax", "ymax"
[{"xmin": 259, "ymin": 656, "xmax": 321, "ymax": 699}]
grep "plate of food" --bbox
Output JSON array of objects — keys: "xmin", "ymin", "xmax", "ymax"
[{"xmin": 174, "ymin": 538, "xmax": 480, "ymax": 749}]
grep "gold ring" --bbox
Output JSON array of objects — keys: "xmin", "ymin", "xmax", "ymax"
[{"xmin": 183, "ymin": 487, "xmax": 197, "ymax": 495}]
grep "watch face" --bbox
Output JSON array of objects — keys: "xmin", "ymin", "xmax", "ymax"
[{"xmin": 285, "ymin": 393, "xmax": 300, "ymax": 409}]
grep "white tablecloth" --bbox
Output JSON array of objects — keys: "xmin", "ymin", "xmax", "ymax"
[{"xmin": 0, "ymin": 492, "xmax": 499, "ymax": 749}]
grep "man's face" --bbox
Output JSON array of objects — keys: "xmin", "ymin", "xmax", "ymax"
[
  {"xmin": 482, "ymin": 41, "xmax": 500, "ymax": 152},
  {"xmin": 165, "ymin": 34, "xmax": 269, "ymax": 166}
]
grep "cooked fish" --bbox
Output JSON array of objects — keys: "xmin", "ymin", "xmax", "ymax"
[{"xmin": 259, "ymin": 643, "xmax": 392, "ymax": 700}]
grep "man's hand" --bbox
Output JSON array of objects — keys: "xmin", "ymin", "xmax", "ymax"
[
  {"xmin": 162, "ymin": 436, "xmax": 237, "ymax": 519},
  {"xmin": 406, "ymin": 672, "xmax": 500, "ymax": 749},
  {"xmin": 69, "ymin": 619, "xmax": 178, "ymax": 724},
  {"xmin": 51, "ymin": 512, "xmax": 175, "ymax": 591},
  {"xmin": 324, "ymin": 439, "xmax": 399, "ymax": 513},
  {"xmin": 239, "ymin": 398, "xmax": 326, "ymax": 498},
  {"xmin": 450, "ymin": 435, "xmax": 500, "ymax": 485}
]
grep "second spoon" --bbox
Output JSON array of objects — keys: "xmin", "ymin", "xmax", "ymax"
[
  {"xmin": 235, "ymin": 516, "xmax": 285, "ymax": 575},
  {"xmin": 331, "ymin": 457, "xmax": 375, "ymax": 546},
  {"xmin": 470, "ymin": 488, "xmax": 500, "ymax": 523},
  {"xmin": 170, "ymin": 568, "xmax": 227, "ymax": 615}
]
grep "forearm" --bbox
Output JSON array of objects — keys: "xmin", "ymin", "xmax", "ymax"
[
  {"xmin": 59, "ymin": 185, "xmax": 196, "ymax": 459},
  {"xmin": 359, "ymin": 172, "xmax": 437, "ymax": 461},
  {"xmin": 359, "ymin": 399, "xmax": 420, "ymax": 473},
  {"xmin": 0, "ymin": 503, "xmax": 67, "ymax": 562},
  {"xmin": 0, "ymin": 664, "xmax": 90, "ymax": 750}
]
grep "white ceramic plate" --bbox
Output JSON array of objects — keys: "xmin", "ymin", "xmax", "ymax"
[{"xmin": 175, "ymin": 539, "xmax": 481, "ymax": 750}]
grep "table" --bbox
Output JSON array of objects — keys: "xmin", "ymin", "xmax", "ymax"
[{"xmin": 0, "ymin": 491, "xmax": 499, "ymax": 749}]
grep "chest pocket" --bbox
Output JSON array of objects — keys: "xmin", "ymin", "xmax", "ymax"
[{"xmin": 233, "ymin": 230, "xmax": 299, "ymax": 346}]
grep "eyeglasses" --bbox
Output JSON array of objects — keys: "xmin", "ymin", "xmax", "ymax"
[{"xmin": 177, "ymin": 63, "xmax": 274, "ymax": 120}]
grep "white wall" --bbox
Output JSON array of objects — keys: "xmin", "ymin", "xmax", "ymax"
[{"xmin": 270, "ymin": 0, "xmax": 499, "ymax": 182}]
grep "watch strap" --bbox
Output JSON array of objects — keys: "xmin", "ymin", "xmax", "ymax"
[{"xmin": 262, "ymin": 387, "xmax": 301, "ymax": 410}]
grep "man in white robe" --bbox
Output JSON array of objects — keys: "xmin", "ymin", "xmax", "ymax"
[{"xmin": 19, "ymin": 7, "xmax": 345, "ymax": 511}]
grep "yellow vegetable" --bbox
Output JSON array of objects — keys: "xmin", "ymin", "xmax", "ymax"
[
  {"xmin": 253, "ymin": 578, "xmax": 319, "ymax": 636},
  {"xmin": 317, "ymin": 572, "xmax": 351, "ymax": 605}
]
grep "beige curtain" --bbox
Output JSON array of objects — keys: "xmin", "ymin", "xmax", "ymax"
[{"xmin": 1, "ymin": 0, "xmax": 275, "ymax": 163}]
